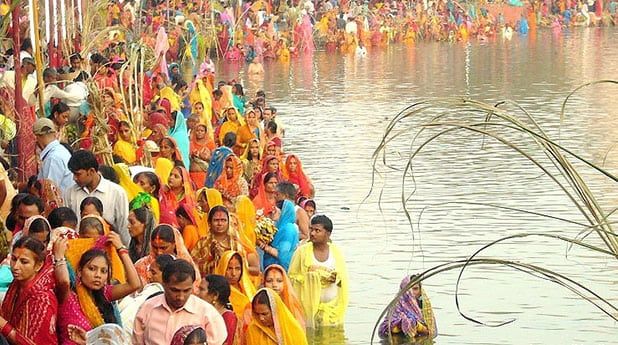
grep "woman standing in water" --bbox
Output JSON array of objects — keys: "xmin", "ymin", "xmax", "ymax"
[{"xmin": 378, "ymin": 275, "xmax": 437, "ymax": 339}]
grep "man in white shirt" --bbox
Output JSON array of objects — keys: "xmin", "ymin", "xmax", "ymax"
[
  {"xmin": 64, "ymin": 149, "xmax": 130, "ymax": 245},
  {"xmin": 40, "ymin": 67, "xmax": 84, "ymax": 110}
]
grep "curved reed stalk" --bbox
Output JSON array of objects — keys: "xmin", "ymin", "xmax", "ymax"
[{"xmin": 370, "ymin": 81, "xmax": 618, "ymax": 343}]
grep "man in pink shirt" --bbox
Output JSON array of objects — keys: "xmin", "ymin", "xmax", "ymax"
[{"xmin": 132, "ymin": 259, "xmax": 227, "ymax": 345}]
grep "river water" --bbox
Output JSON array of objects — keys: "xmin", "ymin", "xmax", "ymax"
[{"xmin": 216, "ymin": 28, "xmax": 618, "ymax": 344}]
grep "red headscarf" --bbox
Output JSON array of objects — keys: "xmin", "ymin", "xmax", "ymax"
[{"xmin": 283, "ymin": 154, "xmax": 312, "ymax": 198}]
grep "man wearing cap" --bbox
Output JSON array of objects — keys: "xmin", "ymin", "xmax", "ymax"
[
  {"xmin": 34, "ymin": 117, "xmax": 74, "ymax": 190},
  {"xmin": 0, "ymin": 57, "xmax": 37, "ymax": 102}
]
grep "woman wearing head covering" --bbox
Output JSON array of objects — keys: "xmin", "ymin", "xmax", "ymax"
[
  {"xmin": 168, "ymin": 110, "xmax": 191, "ymax": 168},
  {"xmin": 134, "ymin": 224, "xmax": 201, "ymax": 288},
  {"xmin": 245, "ymin": 288, "xmax": 308, "ymax": 345},
  {"xmin": 214, "ymin": 251, "xmax": 256, "ymax": 319},
  {"xmin": 236, "ymin": 108, "xmax": 264, "ymax": 155},
  {"xmin": 189, "ymin": 123, "xmax": 215, "ymax": 188},
  {"xmin": 218, "ymin": 107, "xmax": 242, "ymax": 145},
  {"xmin": 159, "ymin": 166, "xmax": 196, "ymax": 227},
  {"xmin": 282, "ymin": 154, "xmax": 314, "ymax": 199},
  {"xmin": 194, "ymin": 188, "xmax": 223, "ymax": 238},
  {"xmin": 115, "ymin": 164, "xmax": 161, "ymax": 222},
  {"xmin": 249, "ymin": 155, "xmax": 282, "ymax": 199},
  {"xmin": 262, "ymin": 264, "xmax": 306, "ymax": 329},
  {"xmin": 260, "ymin": 200, "xmax": 299, "ymax": 271},
  {"xmin": 378, "ymin": 275, "xmax": 437, "ymax": 339},
  {"xmin": 127, "ymin": 205, "xmax": 156, "ymax": 263},
  {"xmin": 29, "ymin": 179, "xmax": 63, "ymax": 217},
  {"xmin": 157, "ymin": 135, "xmax": 185, "ymax": 168},
  {"xmin": 252, "ymin": 172, "xmax": 279, "ymax": 218},
  {"xmin": 241, "ymin": 138, "xmax": 263, "ymax": 183},
  {"xmin": 0, "ymin": 237, "xmax": 58, "ymax": 344},
  {"xmin": 205, "ymin": 141, "xmax": 234, "ymax": 188},
  {"xmin": 214, "ymin": 155, "xmax": 249, "ymax": 207}
]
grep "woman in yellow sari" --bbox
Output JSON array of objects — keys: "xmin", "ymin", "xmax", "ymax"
[
  {"xmin": 245, "ymin": 288, "xmax": 308, "ymax": 345},
  {"xmin": 214, "ymin": 251, "xmax": 256, "ymax": 319},
  {"xmin": 195, "ymin": 187, "xmax": 223, "ymax": 237},
  {"xmin": 113, "ymin": 121, "xmax": 137, "ymax": 164},
  {"xmin": 218, "ymin": 107, "xmax": 242, "ymax": 145}
]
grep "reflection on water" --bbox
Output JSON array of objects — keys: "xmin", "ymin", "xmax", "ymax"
[{"xmin": 217, "ymin": 28, "xmax": 618, "ymax": 344}]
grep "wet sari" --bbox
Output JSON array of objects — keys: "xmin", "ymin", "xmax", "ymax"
[
  {"xmin": 0, "ymin": 261, "xmax": 58, "ymax": 345},
  {"xmin": 288, "ymin": 242, "xmax": 349, "ymax": 328},
  {"xmin": 378, "ymin": 276, "xmax": 437, "ymax": 339},
  {"xmin": 214, "ymin": 251, "xmax": 256, "ymax": 319},
  {"xmin": 245, "ymin": 288, "xmax": 308, "ymax": 345}
]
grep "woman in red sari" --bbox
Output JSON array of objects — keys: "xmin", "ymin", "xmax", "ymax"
[
  {"xmin": 282, "ymin": 154, "xmax": 314, "ymax": 198},
  {"xmin": 159, "ymin": 166, "xmax": 197, "ymax": 227},
  {"xmin": 0, "ymin": 237, "xmax": 58, "ymax": 345},
  {"xmin": 252, "ymin": 172, "xmax": 279, "ymax": 217},
  {"xmin": 249, "ymin": 155, "xmax": 282, "ymax": 199}
]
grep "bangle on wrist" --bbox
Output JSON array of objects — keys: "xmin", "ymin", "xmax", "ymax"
[
  {"xmin": 117, "ymin": 246, "xmax": 128, "ymax": 251},
  {"xmin": 53, "ymin": 257, "xmax": 66, "ymax": 266},
  {"xmin": 118, "ymin": 248, "xmax": 129, "ymax": 256}
]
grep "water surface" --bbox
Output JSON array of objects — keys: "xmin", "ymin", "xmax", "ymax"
[{"xmin": 218, "ymin": 28, "xmax": 618, "ymax": 344}]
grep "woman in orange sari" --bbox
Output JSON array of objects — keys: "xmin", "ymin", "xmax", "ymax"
[
  {"xmin": 175, "ymin": 203, "xmax": 200, "ymax": 252},
  {"xmin": 189, "ymin": 123, "xmax": 215, "ymax": 188},
  {"xmin": 262, "ymin": 264, "xmax": 306, "ymax": 329},
  {"xmin": 134, "ymin": 224, "xmax": 201, "ymax": 288},
  {"xmin": 282, "ymin": 154, "xmax": 314, "ymax": 199},
  {"xmin": 214, "ymin": 155, "xmax": 249, "ymax": 208},
  {"xmin": 214, "ymin": 251, "xmax": 256, "ymax": 319},
  {"xmin": 159, "ymin": 166, "xmax": 196, "ymax": 227},
  {"xmin": 157, "ymin": 135, "xmax": 185, "ymax": 168}
]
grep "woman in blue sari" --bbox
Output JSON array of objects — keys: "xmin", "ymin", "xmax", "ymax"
[
  {"xmin": 169, "ymin": 110, "xmax": 191, "ymax": 169},
  {"xmin": 205, "ymin": 134, "xmax": 234, "ymax": 188},
  {"xmin": 259, "ymin": 200, "xmax": 299, "ymax": 271}
]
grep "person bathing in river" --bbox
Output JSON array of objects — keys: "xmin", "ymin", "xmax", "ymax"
[{"xmin": 378, "ymin": 274, "xmax": 437, "ymax": 340}]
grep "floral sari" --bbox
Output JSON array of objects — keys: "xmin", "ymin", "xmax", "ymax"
[
  {"xmin": 378, "ymin": 276, "xmax": 437, "ymax": 339},
  {"xmin": 214, "ymin": 155, "xmax": 249, "ymax": 204},
  {"xmin": 245, "ymin": 288, "xmax": 308, "ymax": 345},
  {"xmin": 32, "ymin": 179, "xmax": 63, "ymax": 217}
]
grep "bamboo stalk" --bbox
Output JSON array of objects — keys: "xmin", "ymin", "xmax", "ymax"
[{"xmin": 32, "ymin": 0, "xmax": 45, "ymax": 116}]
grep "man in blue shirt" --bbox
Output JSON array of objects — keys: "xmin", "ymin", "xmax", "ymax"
[{"xmin": 34, "ymin": 117, "xmax": 74, "ymax": 190}]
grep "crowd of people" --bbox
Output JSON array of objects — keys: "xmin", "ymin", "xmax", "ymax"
[{"xmin": 0, "ymin": 80, "xmax": 351, "ymax": 345}]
